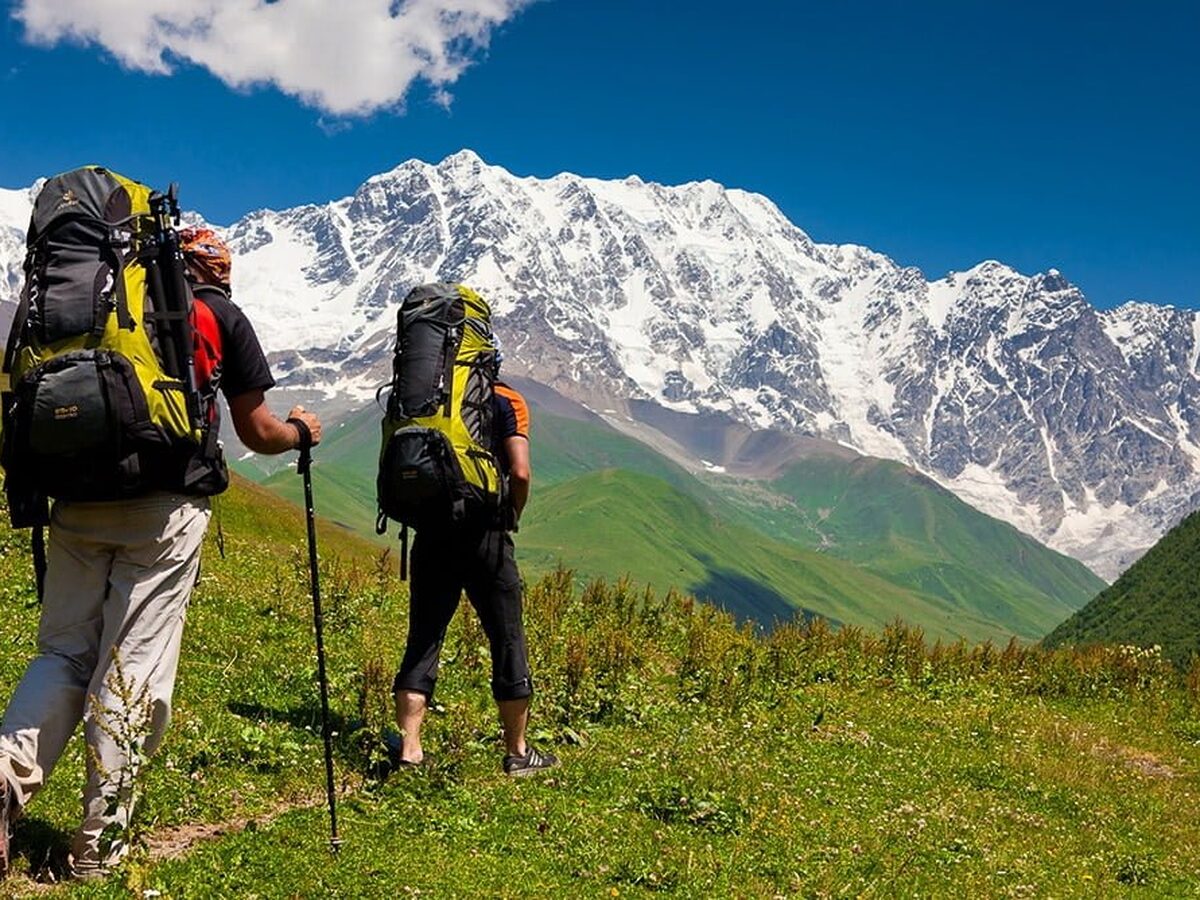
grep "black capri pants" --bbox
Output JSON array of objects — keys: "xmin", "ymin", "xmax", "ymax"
[{"xmin": 393, "ymin": 519, "xmax": 532, "ymax": 702}]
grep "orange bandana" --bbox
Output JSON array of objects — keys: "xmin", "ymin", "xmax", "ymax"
[{"xmin": 179, "ymin": 226, "xmax": 232, "ymax": 289}]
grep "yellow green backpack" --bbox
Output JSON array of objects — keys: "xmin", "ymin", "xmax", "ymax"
[
  {"xmin": 376, "ymin": 283, "xmax": 504, "ymax": 570},
  {"xmin": 1, "ymin": 165, "xmax": 222, "ymax": 530}
]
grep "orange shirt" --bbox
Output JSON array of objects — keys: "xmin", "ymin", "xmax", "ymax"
[{"xmin": 494, "ymin": 382, "xmax": 529, "ymax": 440}]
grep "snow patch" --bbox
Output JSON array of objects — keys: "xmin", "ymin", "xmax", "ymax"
[
  {"xmin": 232, "ymin": 216, "xmax": 360, "ymax": 352},
  {"xmin": 936, "ymin": 463, "xmax": 1045, "ymax": 540},
  {"xmin": 1192, "ymin": 313, "xmax": 1200, "ymax": 376},
  {"xmin": 0, "ymin": 186, "xmax": 33, "ymax": 231},
  {"xmin": 925, "ymin": 274, "xmax": 963, "ymax": 333}
]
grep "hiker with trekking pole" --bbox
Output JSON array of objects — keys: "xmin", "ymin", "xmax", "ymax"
[
  {"xmin": 0, "ymin": 167, "xmax": 321, "ymax": 879},
  {"xmin": 377, "ymin": 282, "xmax": 559, "ymax": 776}
]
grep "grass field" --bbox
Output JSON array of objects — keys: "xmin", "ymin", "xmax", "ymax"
[{"xmin": 0, "ymin": 479, "xmax": 1197, "ymax": 897}]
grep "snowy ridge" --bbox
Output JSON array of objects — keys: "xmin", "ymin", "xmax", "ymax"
[
  {"xmin": 0, "ymin": 186, "xmax": 34, "ymax": 314},
  {"xmin": 0, "ymin": 186, "xmax": 33, "ymax": 232},
  {"xmin": 2, "ymin": 150, "xmax": 1197, "ymax": 579}
]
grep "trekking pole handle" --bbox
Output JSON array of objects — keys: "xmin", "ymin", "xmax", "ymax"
[{"xmin": 288, "ymin": 417, "xmax": 313, "ymax": 473}]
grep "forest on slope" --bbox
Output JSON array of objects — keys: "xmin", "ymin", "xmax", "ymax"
[{"xmin": 1044, "ymin": 510, "xmax": 1200, "ymax": 668}]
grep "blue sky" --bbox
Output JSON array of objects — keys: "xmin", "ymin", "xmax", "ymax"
[{"xmin": 1, "ymin": 0, "xmax": 1196, "ymax": 309}]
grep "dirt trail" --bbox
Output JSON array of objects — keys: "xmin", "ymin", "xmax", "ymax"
[
  {"xmin": 144, "ymin": 790, "xmax": 329, "ymax": 861},
  {"xmin": 4, "ymin": 785, "xmax": 354, "ymax": 895}
]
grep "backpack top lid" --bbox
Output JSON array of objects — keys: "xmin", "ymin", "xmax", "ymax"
[
  {"xmin": 402, "ymin": 282, "xmax": 492, "ymax": 320},
  {"xmin": 28, "ymin": 166, "xmax": 152, "ymax": 242}
]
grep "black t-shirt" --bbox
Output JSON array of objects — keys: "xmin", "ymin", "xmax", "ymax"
[{"xmin": 194, "ymin": 287, "xmax": 275, "ymax": 399}]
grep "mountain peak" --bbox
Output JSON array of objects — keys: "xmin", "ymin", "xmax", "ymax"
[
  {"xmin": 362, "ymin": 148, "xmax": 490, "ymax": 187},
  {"xmin": 963, "ymin": 259, "xmax": 1023, "ymax": 280},
  {"xmin": 1030, "ymin": 268, "xmax": 1074, "ymax": 295},
  {"xmin": 438, "ymin": 148, "xmax": 486, "ymax": 170}
]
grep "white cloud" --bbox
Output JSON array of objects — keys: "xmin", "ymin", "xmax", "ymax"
[{"xmin": 14, "ymin": 0, "xmax": 532, "ymax": 116}]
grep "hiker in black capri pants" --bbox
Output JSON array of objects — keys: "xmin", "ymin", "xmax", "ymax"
[{"xmin": 393, "ymin": 380, "xmax": 559, "ymax": 776}]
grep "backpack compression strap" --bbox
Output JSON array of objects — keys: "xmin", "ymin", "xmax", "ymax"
[
  {"xmin": 180, "ymin": 285, "xmax": 226, "ymax": 491},
  {"xmin": 31, "ymin": 525, "xmax": 46, "ymax": 603},
  {"xmin": 400, "ymin": 524, "xmax": 408, "ymax": 582}
]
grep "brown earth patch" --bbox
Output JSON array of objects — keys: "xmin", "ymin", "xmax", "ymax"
[
  {"xmin": 1091, "ymin": 739, "xmax": 1178, "ymax": 779},
  {"xmin": 144, "ymin": 791, "xmax": 328, "ymax": 861},
  {"xmin": 811, "ymin": 722, "xmax": 872, "ymax": 747}
]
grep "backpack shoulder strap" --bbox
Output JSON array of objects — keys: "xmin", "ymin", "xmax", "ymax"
[
  {"xmin": 190, "ymin": 286, "xmax": 226, "ymax": 345},
  {"xmin": 189, "ymin": 284, "xmax": 226, "ymax": 392},
  {"xmin": 179, "ymin": 282, "xmax": 228, "ymax": 493},
  {"xmin": 4, "ymin": 241, "xmax": 42, "ymax": 375},
  {"xmin": 190, "ymin": 282, "xmax": 229, "ymax": 304},
  {"xmin": 3, "ymin": 292, "xmax": 29, "ymax": 376}
]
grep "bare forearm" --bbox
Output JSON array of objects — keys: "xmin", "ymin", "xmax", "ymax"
[
  {"xmin": 510, "ymin": 477, "xmax": 530, "ymax": 519},
  {"xmin": 229, "ymin": 391, "xmax": 322, "ymax": 455},
  {"xmin": 243, "ymin": 416, "xmax": 303, "ymax": 454},
  {"xmin": 503, "ymin": 435, "xmax": 531, "ymax": 521}
]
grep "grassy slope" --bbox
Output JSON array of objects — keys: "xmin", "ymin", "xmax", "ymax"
[
  {"xmin": 236, "ymin": 404, "xmax": 1104, "ymax": 643},
  {"xmin": 720, "ymin": 455, "xmax": 1106, "ymax": 638},
  {"xmin": 529, "ymin": 409, "xmax": 697, "ymax": 490},
  {"xmin": 519, "ymin": 469, "xmax": 1008, "ymax": 642},
  {"xmin": 1044, "ymin": 510, "xmax": 1200, "ymax": 668},
  {"xmin": 0, "ymin": 483, "xmax": 1198, "ymax": 896}
]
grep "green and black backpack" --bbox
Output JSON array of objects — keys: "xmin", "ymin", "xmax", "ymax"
[
  {"xmin": 376, "ymin": 282, "xmax": 504, "ymax": 573},
  {"xmin": 0, "ymin": 166, "xmax": 227, "ymax": 534}
]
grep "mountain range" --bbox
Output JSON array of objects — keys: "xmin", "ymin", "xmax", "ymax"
[{"xmin": 2, "ymin": 151, "xmax": 1197, "ymax": 581}]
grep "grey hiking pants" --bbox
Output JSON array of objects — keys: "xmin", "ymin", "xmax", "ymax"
[{"xmin": 0, "ymin": 492, "xmax": 210, "ymax": 874}]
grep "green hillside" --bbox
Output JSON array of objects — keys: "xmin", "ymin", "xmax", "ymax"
[
  {"xmin": 236, "ymin": 397, "xmax": 1103, "ymax": 643},
  {"xmin": 1, "ymin": 481, "xmax": 1199, "ymax": 896},
  {"xmin": 519, "ymin": 468, "xmax": 1012, "ymax": 640},
  {"xmin": 255, "ymin": 406, "xmax": 388, "ymax": 540},
  {"xmin": 529, "ymin": 409, "xmax": 697, "ymax": 490},
  {"xmin": 715, "ymin": 455, "xmax": 1106, "ymax": 640},
  {"xmin": 1044, "ymin": 510, "xmax": 1200, "ymax": 668}
]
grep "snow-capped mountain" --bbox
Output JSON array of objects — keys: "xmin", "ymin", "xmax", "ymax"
[
  {"xmin": 0, "ymin": 185, "xmax": 34, "ymax": 339},
  {"xmin": 1, "ymin": 152, "xmax": 1197, "ymax": 579}
]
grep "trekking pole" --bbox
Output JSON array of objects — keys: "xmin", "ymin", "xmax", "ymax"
[
  {"xmin": 292, "ymin": 418, "xmax": 342, "ymax": 854},
  {"xmin": 148, "ymin": 184, "xmax": 204, "ymax": 433}
]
